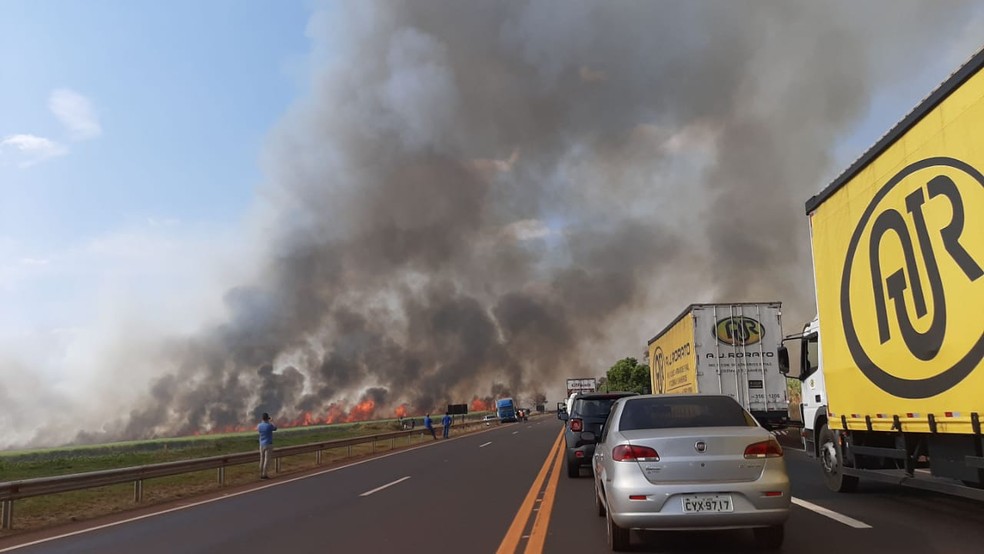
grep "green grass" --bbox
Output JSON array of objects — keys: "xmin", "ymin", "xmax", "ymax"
[{"xmin": 0, "ymin": 421, "xmax": 400, "ymax": 481}]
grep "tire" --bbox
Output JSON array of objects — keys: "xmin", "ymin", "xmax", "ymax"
[
  {"xmin": 595, "ymin": 479, "xmax": 606, "ymax": 517},
  {"xmin": 566, "ymin": 451, "xmax": 580, "ymax": 478},
  {"xmin": 818, "ymin": 424, "xmax": 859, "ymax": 493},
  {"xmin": 606, "ymin": 505, "xmax": 631, "ymax": 551},
  {"xmin": 753, "ymin": 524, "xmax": 784, "ymax": 550}
]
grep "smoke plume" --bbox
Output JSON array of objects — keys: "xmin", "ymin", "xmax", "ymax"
[{"xmin": 5, "ymin": 0, "xmax": 981, "ymax": 448}]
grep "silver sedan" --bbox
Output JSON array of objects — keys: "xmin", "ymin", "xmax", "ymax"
[{"xmin": 592, "ymin": 394, "xmax": 790, "ymax": 551}]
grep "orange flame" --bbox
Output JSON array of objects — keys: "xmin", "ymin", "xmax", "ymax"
[
  {"xmin": 346, "ymin": 399, "xmax": 376, "ymax": 422},
  {"xmin": 325, "ymin": 404, "xmax": 346, "ymax": 424},
  {"xmin": 394, "ymin": 404, "xmax": 409, "ymax": 418},
  {"xmin": 287, "ymin": 412, "xmax": 316, "ymax": 427},
  {"xmin": 470, "ymin": 397, "xmax": 494, "ymax": 412}
]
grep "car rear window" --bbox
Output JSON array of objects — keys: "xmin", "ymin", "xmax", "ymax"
[
  {"xmin": 573, "ymin": 398, "xmax": 621, "ymax": 419},
  {"xmin": 618, "ymin": 396, "xmax": 756, "ymax": 430}
]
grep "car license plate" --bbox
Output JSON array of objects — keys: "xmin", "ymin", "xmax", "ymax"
[{"xmin": 682, "ymin": 494, "xmax": 734, "ymax": 513}]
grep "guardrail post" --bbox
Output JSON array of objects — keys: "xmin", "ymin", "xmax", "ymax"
[
  {"xmin": 1, "ymin": 500, "xmax": 12, "ymax": 530},
  {"xmin": 133, "ymin": 480, "xmax": 144, "ymax": 503},
  {"xmin": 372, "ymin": 439, "xmax": 376, "ymax": 454},
  {"xmin": 347, "ymin": 445, "xmax": 352, "ymax": 457},
  {"xmin": 217, "ymin": 467, "xmax": 225, "ymax": 485},
  {"xmin": 275, "ymin": 457, "xmax": 282, "ymax": 473},
  {"xmin": 317, "ymin": 450, "xmax": 322, "ymax": 465},
  {"xmin": 390, "ymin": 438, "xmax": 395, "ymax": 450}
]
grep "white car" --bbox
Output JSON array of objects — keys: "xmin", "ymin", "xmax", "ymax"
[
  {"xmin": 482, "ymin": 415, "xmax": 497, "ymax": 426},
  {"xmin": 593, "ymin": 394, "xmax": 790, "ymax": 551}
]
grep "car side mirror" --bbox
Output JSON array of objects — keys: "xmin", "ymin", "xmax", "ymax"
[
  {"xmin": 778, "ymin": 346, "xmax": 790, "ymax": 375},
  {"xmin": 559, "ymin": 411, "xmax": 569, "ymax": 421},
  {"xmin": 580, "ymin": 431, "xmax": 596, "ymax": 442}
]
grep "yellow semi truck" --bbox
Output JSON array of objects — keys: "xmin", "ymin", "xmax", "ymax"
[
  {"xmin": 783, "ymin": 48, "xmax": 984, "ymax": 499},
  {"xmin": 647, "ymin": 302, "xmax": 789, "ymax": 429}
]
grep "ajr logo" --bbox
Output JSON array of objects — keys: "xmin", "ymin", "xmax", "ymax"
[
  {"xmin": 714, "ymin": 316, "xmax": 764, "ymax": 346},
  {"xmin": 652, "ymin": 346, "xmax": 666, "ymax": 393},
  {"xmin": 841, "ymin": 157, "xmax": 984, "ymax": 398}
]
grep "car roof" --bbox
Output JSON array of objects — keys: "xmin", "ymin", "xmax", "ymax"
[
  {"xmin": 574, "ymin": 392, "xmax": 639, "ymax": 400},
  {"xmin": 622, "ymin": 393, "xmax": 733, "ymax": 400}
]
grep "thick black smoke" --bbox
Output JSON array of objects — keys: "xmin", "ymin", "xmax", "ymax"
[{"xmin": 56, "ymin": 1, "xmax": 979, "ymax": 443}]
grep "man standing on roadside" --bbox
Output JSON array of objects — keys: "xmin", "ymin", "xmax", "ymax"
[
  {"xmin": 442, "ymin": 411, "xmax": 452, "ymax": 439},
  {"xmin": 258, "ymin": 412, "xmax": 277, "ymax": 479},
  {"xmin": 424, "ymin": 413, "xmax": 437, "ymax": 440}
]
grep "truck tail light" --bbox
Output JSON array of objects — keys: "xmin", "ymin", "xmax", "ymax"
[
  {"xmin": 570, "ymin": 418, "xmax": 583, "ymax": 432},
  {"xmin": 744, "ymin": 438, "xmax": 784, "ymax": 459},
  {"xmin": 612, "ymin": 445, "xmax": 659, "ymax": 462}
]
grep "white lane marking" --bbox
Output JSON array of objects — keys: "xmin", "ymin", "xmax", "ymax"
[
  {"xmin": 792, "ymin": 497, "xmax": 872, "ymax": 529},
  {"xmin": 512, "ymin": 431, "xmax": 519, "ymax": 435},
  {"xmin": 0, "ymin": 436, "xmax": 460, "ymax": 553},
  {"xmin": 479, "ymin": 441, "xmax": 493, "ymax": 448},
  {"xmin": 360, "ymin": 476, "xmax": 411, "ymax": 497}
]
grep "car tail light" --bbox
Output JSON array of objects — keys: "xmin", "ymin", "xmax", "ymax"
[
  {"xmin": 612, "ymin": 445, "xmax": 659, "ymax": 462},
  {"xmin": 744, "ymin": 438, "xmax": 783, "ymax": 459},
  {"xmin": 570, "ymin": 418, "xmax": 583, "ymax": 432}
]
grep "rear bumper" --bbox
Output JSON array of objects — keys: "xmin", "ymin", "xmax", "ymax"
[
  {"xmin": 612, "ymin": 508, "xmax": 789, "ymax": 530},
  {"xmin": 605, "ymin": 467, "xmax": 790, "ymax": 530},
  {"xmin": 567, "ymin": 443, "xmax": 597, "ymax": 465}
]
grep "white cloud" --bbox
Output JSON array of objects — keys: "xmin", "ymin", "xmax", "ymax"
[
  {"xmin": 49, "ymin": 88, "xmax": 102, "ymax": 140},
  {"xmin": 0, "ymin": 134, "xmax": 68, "ymax": 167},
  {"xmin": 19, "ymin": 257, "xmax": 50, "ymax": 266}
]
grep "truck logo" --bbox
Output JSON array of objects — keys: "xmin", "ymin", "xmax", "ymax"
[
  {"xmin": 652, "ymin": 347, "xmax": 666, "ymax": 393},
  {"xmin": 714, "ymin": 317, "xmax": 764, "ymax": 346},
  {"xmin": 841, "ymin": 157, "xmax": 983, "ymax": 398}
]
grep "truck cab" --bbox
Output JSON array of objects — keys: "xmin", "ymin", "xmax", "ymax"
[{"xmin": 791, "ymin": 317, "xmax": 828, "ymax": 458}]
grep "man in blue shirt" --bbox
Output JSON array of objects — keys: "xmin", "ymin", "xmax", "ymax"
[
  {"xmin": 442, "ymin": 412, "xmax": 452, "ymax": 439},
  {"xmin": 424, "ymin": 413, "xmax": 436, "ymax": 440},
  {"xmin": 257, "ymin": 413, "xmax": 277, "ymax": 479}
]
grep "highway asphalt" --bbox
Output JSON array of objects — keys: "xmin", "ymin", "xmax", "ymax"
[{"xmin": 2, "ymin": 418, "xmax": 983, "ymax": 553}]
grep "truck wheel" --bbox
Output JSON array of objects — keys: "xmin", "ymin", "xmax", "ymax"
[
  {"xmin": 753, "ymin": 524, "xmax": 784, "ymax": 549},
  {"xmin": 818, "ymin": 424, "xmax": 858, "ymax": 493},
  {"xmin": 566, "ymin": 452, "xmax": 580, "ymax": 478},
  {"xmin": 606, "ymin": 507, "xmax": 630, "ymax": 551}
]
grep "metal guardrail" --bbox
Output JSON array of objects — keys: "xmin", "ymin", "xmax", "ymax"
[{"xmin": 0, "ymin": 421, "xmax": 485, "ymax": 530}]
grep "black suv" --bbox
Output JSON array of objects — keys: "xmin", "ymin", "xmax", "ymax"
[{"xmin": 560, "ymin": 392, "xmax": 638, "ymax": 477}]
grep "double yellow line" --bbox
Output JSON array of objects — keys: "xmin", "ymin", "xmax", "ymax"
[{"xmin": 496, "ymin": 428, "xmax": 566, "ymax": 554}]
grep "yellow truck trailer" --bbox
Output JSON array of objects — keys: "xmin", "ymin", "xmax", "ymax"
[
  {"xmin": 648, "ymin": 302, "xmax": 788, "ymax": 429},
  {"xmin": 784, "ymin": 47, "xmax": 984, "ymax": 499}
]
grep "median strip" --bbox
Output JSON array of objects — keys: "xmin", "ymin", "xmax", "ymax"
[
  {"xmin": 495, "ymin": 429, "xmax": 563, "ymax": 554},
  {"xmin": 522, "ymin": 432, "xmax": 564, "ymax": 553},
  {"xmin": 792, "ymin": 497, "xmax": 872, "ymax": 529},
  {"xmin": 360, "ymin": 476, "xmax": 411, "ymax": 497}
]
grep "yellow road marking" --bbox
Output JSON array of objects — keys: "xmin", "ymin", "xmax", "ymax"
[
  {"xmin": 523, "ymin": 429, "xmax": 565, "ymax": 553},
  {"xmin": 495, "ymin": 429, "xmax": 564, "ymax": 554}
]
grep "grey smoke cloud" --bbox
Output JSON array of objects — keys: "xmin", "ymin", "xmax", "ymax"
[{"xmin": 8, "ymin": 0, "xmax": 979, "ymax": 447}]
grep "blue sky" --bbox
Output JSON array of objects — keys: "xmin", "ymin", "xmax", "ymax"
[
  {"xmin": 0, "ymin": 1, "xmax": 312, "ymax": 332},
  {"xmin": 0, "ymin": 1, "xmax": 980, "ymax": 335}
]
